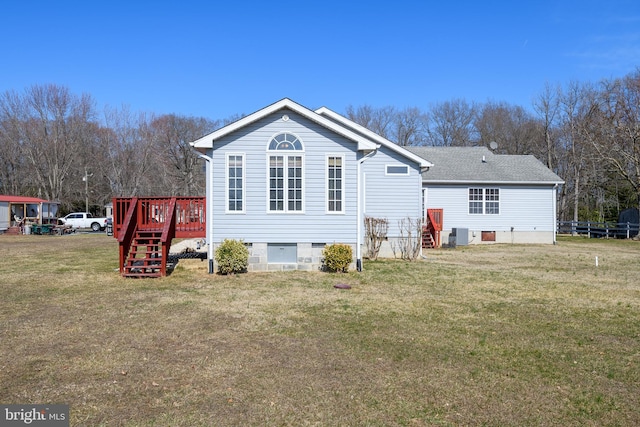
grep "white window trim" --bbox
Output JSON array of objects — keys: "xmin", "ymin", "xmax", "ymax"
[
  {"xmin": 266, "ymin": 131, "xmax": 305, "ymax": 152},
  {"xmin": 385, "ymin": 164, "xmax": 410, "ymax": 176},
  {"xmin": 326, "ymin": 154, "xmax": 345, "ymax": 214},
  {"xmin": 468, "ymin": 187, "xmax": 500, "ymax": 215},
  {"xmin": 225, "ymin": 153, "xmax": 245, "ymax": 214},
  {"xmin": 485, "ymin": 188, "xmax": 500, "ymax": 215},
  {"xmin": 266, "ymin": 132, "xmax": 305, "ymax": 214},
  {"xmin": 266, "ymin": 154, "xmax": 305, "ymax": 214}
]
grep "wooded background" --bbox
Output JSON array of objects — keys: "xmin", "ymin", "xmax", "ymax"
[{"xmin": 1, "ymin": 69, "xmax": 639, "ymax": 222}]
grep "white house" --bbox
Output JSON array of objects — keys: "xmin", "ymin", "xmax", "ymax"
[
  {"xmin": 191, "ymin": 98, "xmax": 431, "ymax": 272},
  {"xmin": 407, "ymin": 146, "xmax": 565, "ymax": 245}
]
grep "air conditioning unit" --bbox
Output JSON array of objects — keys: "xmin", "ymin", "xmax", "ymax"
[{"xmin": 451, "ymin": 228, "xmax": 469, "ymax": 246}]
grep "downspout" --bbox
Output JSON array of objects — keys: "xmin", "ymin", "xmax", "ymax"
[
  {"xmin": 197, "ymin": 151, "xmax": 215, "ymax": 273},
  {"xmin": 553, "ymin": 183, "xmax": 558, "ymax": 245},
  {"xmin": 356, "ymin": 146, "xmax": 380, "ymax": 271}
]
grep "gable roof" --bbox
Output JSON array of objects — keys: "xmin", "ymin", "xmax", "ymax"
[
  {"xmin": 191, "ymin": 98, "xmax": 379, "ymax": 152},
  {"xmin": 406, "ymin": 146, "xmax": 564, "ymax": 185}
]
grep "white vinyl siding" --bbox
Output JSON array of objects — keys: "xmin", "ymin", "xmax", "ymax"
[
  {"xmin": 226, "ymin": 154, "xmax": 244, "ymax": 213},
  {"xmin": 362, "ymin": 150, "xmax": 423, "ymax": 240},
  {"xmin": 427, "ymin": 185, "xmax": 555, "ymax": 232},
  {"xmin": 327, "ymin": 155, "xmax": 344, "ymax": 213},
  {"xmin": 206, "ymin": 110, "xmax": 379, "ymax": 245}
]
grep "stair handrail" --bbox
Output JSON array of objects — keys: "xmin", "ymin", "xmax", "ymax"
[
  {"xmin": 427, "ymin": 209, "xmax": 443, "ymax": 231},
  {"xmin": 426, "ymin": 208, "xmax": 444, "ymax": 248},
  {"xmin": 159, "ymin": 197, "xmax": 178, "ymax": 276},
  {"xmin": 117, "ymin": 197, "xmax": 139, "ymax": 274}
]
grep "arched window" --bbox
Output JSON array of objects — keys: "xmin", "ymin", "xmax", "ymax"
[
  {"xmin": 268, "ymin": 132, "xmax": 303, "ymax": 151},
  {"xmin": 268, "ymin": 133, "xmax": 304, "ymax": 212}
]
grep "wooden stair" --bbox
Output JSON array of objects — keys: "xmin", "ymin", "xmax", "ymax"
[
  {"xmin": 422, "ymin": 208, "xmax": 443, "ymax": 249},
  {"xmin": 123, "ymin": 230, "xmax": 165, "ymax": 278},
  {"xmin": 422, "ymin": 228, "xmax": 436, "ymax": 249}
]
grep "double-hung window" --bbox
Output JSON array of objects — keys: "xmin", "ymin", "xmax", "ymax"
[
  {"xmin": 327, "ymin": 155, "xmax": 344, "ymax": 213},
  {"xmin": 226, "ymin": 154, "xmax": 244, "ymax": 213},
  {"xmin": 468, "ymin": 188, "xmax": 500, "ymax": 214},
  {"xmin": 268, "ymin": 133, "xmax": 304, "ymax": 212},
  {"xmin": 485, "ymin": 188, "xmax": 500, "ymax": 214}
]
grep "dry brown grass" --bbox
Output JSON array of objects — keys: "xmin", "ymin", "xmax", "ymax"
[{"xmin": 0, "ymin": 234, "xmax": 639, "ymax": 426}]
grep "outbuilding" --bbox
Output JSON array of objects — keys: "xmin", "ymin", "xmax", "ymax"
[{"xmin": 0, "ymin": 195, "xmax": 60, "ymax": 234}]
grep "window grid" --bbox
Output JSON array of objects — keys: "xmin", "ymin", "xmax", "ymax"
[
  {"xmin": 485, "ymin": 188, "xmax": 500, "ymax": 214},
  {"xmin": 227, "ymin": 154, "xmax": 244, "ymax": 212},
  {"xmin": 468, "ymin": 188, "xmax": 500, "ymax": 215},
  {"xmin": 327, "ymin": 156, "xmax": 343, "ymax": 212},
  {"xmin": 269, "ymin": 156, "xmax": 284, "ymax": 211},
  {"xmin": 287, "ymin": 156, "xmax": 303, "ymax": 211},
  {"xmin": 267, "ymin": 133, "xmax": 304, "ymax": 213},
  {"xmin": 468, "ymin": 188, "xmax": 483, "ymax": 214}
]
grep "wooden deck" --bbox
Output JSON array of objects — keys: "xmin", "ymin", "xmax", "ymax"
[{"xmin": 113, "ymin": 197, "xmax": 206, "ymax": 277}]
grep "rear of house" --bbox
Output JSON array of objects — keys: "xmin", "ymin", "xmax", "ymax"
[
  {"xmin": 191, "ymin": 99, "xmax": 429, "ymax": 272},
  {"xmin": 407, "ymin": 147, "xmax": 564, "ymax": 245}
]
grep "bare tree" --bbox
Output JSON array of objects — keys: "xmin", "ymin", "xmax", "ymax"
[
  {"xmin": 364, "ymin": 216, "xmax": 388, "ymax": 260},
  {"xmin": 533, "ymin": 82, "xmax": 561, "ymax": 169},
  {"xmin": 391, "ymin": 217, "xmax": 422, "ymax": 261},
  {"xmin": 556, "ymin": 81, "xmax": 600, "ymax": 224},
  {"xmin": 346, "ymin": 104, "xmax": 396, "ymax": 139},
  {"xmin": 102, "ymin": 106, "xmax": 157, "ymax": 196},
  {"xmin": 0, "ymin": 84, "xmax": 96, "ymax": 202},
  {"xmin": 475, "ymin": 101, "xmax": 541, "ymax": 155},
  {"xmin": 588, "ymin": 71, "xmax": 640, "ymax": 212},
  {"xmin": 0, "ymin": 91, "xmax": 30, "ymax": 195},
  {"xmin": 149, "ymin": 114, "xmax": 217, "ymax": 196},
  {"xmin": 391, "ymin": 107, "xmax": 429, "ymax": 146},
  {"xmin": 426, "ymin": 99, "xmax": 477, "ymax": 146}
]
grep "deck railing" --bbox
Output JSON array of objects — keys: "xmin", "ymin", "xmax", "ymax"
[{"xmin": 113, "ymin": 197, "xmax": 206, "ymax": 239}]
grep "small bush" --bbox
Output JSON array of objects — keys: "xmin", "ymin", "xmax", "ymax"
[
  {"xmin": 215, "ymin": 239, "xmax": 249, "ymax": 274},
  {"xmin": 322, "ymin": 243, "xmax": 353, "ymax": 272}
]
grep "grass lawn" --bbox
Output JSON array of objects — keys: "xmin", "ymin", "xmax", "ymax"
[{"xmin": 0, "ymin": 234, "xmax": 639, "ymax": 426}]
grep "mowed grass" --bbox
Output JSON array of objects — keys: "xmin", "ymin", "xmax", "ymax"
[{"xmin": 0, "ymin": 234, "xmax": 639, "ymax": 426}]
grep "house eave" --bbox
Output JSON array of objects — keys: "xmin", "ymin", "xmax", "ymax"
[
  {"xmin": 190, "ymin": 98, "xmax": 378, "ymax": 152},
  {"xmin": 423, "ymin": 180, "xmax": 565, "ymax": 186}
]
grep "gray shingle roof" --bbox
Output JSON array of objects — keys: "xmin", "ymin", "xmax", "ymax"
[{"xmin": 406, "ymin": 146, "xmax": 564, "ymax": 184}]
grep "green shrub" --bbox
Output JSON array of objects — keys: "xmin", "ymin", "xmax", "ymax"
[
  {"xmin": 322, "ymin": 243, "xmax": 353, "ymax": 272},
  {"xmin": 215, "ymin": 239, "xmax": 249, "ymax": 274}
]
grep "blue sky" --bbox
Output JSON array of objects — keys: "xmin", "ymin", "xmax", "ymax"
[{"xmin": 1, "ymin": 1, "xmax": 638, "ymax": 121}]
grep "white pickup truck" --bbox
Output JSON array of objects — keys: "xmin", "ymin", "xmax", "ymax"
[{"xmin": 59, "ymin": 212, "xmax": 109, "ymax": 232}]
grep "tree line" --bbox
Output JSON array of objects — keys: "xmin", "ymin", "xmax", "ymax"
[
  {"xmin": 346, "ymin": 69, "xmax": 640, "ymax": 223},
  {"xmin": 1, "ymin": 70, "xmax": 639, "ymax": 222}
]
